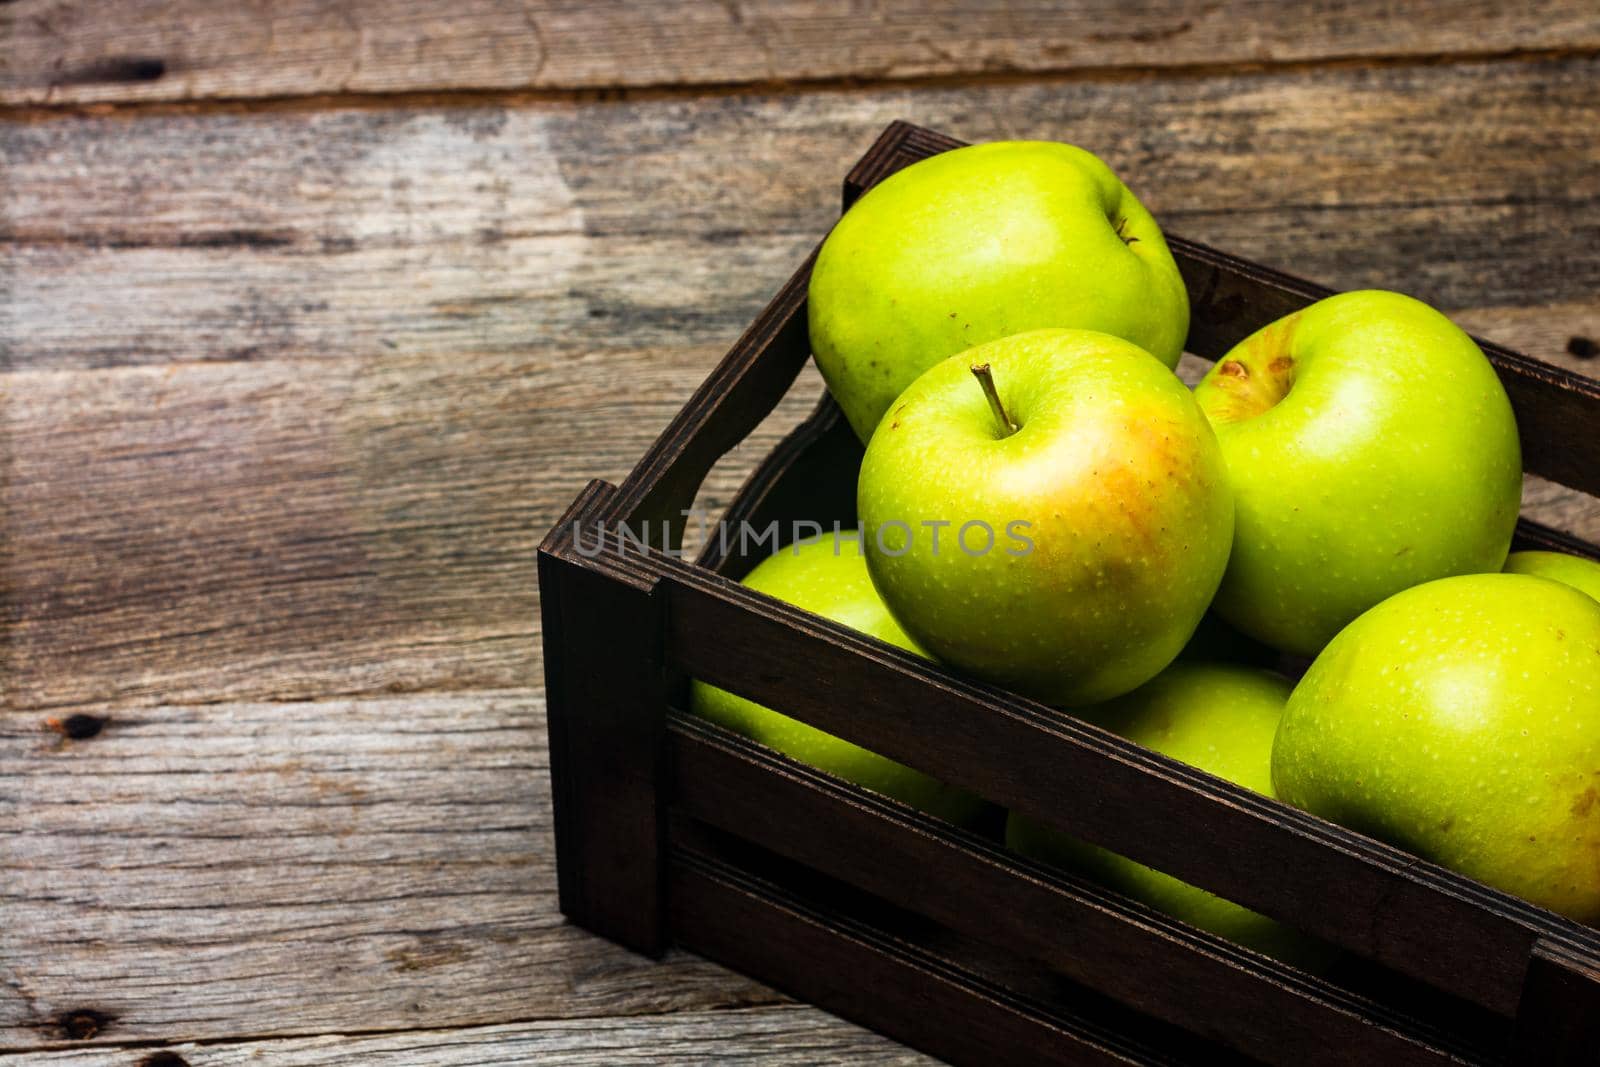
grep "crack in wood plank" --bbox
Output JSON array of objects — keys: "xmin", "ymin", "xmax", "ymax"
[
  {"xmin": 0, "ymin": 1005, "xmax": 934, "ymax": 1063},
  {"xmin": 0, "ymin": 692, "xmax": 788, "ymax": 1049},
  {"xmin": 3, "ymin": 1, "xmax": 1600, "ymax": 107}
]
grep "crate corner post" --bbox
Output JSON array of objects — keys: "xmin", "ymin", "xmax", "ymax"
[{"xmin": 539, "ymin": 485, "xmax": 674, "ymax": 958}]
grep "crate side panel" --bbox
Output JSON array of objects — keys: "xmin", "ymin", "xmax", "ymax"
[
  {"xmin": 669, "ymin": 850, "xmax": 1186, "ymax": 1067},
  {"xmin": 668, "ymin": 713, "xmax": 1489, "ymax": 1067},
  {"xmin": 663, "ymin": 569, "xmax": 1557, "ymax": 1014}
]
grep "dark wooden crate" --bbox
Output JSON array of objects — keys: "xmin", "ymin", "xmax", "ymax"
[{"xmin": 538, "ymin": 121, "xmax": 1600, "ymax": 1065}]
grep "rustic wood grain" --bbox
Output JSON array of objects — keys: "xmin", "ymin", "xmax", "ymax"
[
  {"xmin": 6, "ymin": 25, "xmax": 1600, "ymax": 1065},
  {"xmin": 5, "ymin": 0, "xmax": 1599, "ymax": 106},
  {"xmin": 5, "ymin": 343, "xmax": 1592, "ymax": 716},
  {"xmin": 0, "ymin": 352, "xmax": 828, "ymax": 710},
  {"xmin": 1, "ymin": 1007, "xmax": 934, "ymax": 1065},
  {"xmin": 5, "ymin": 57, "xmax": 1600, "ymax": 374},
  {"xmin": 5, "ymin": 58, "xmax": 1600, "ymax": 711},
  {"xmin": 0, "ymin": 691, "xmax": 789, "ymax": 1050}
]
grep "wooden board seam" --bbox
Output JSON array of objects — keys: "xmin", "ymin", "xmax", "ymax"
[
  {"xmin": 4, "ymin": 44, "xmax": 1598, "ymax": 123},
  {"xmin": 0, "ymin": 1001, "xmax": 802, "ymax": 1058}
]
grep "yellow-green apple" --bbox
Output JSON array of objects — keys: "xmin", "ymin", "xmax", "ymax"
[
  {"xmin": 810, "ymin": 140, "xmax": 1189, "ymax": 441},
  {"xmin": 1192, "ymin": 290, "xmax": 1522, "ymax": 656},
  {"xmin": 1008, "ymin": 662, "xmax": 1327, "ymax": 964},
  {"xmin": 1505, "ymin": 549, "xmax": 1600, "ymax": 603},
  {"xmin": 690, "ymin": 531, "xmax": 988, "ymax": 827},
  {"xmin": 1273, "ymin": 573, "xmax": 1600, "ymax": 923},
  {"xmin": 857, "ymin": 328, "xmax": 1233, "ymax": 706}
]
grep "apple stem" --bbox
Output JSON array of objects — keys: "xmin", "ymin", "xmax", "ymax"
[{"xmin": 970, "ymin": 363, "xmax": 1018, "ymax": 438}]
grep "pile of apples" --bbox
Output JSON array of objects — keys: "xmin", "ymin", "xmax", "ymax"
[{"xmin": 692, "ymin": 140, "xmax": 1600, "ymax": 962}]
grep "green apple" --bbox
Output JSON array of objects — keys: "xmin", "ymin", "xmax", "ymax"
[
  {"xmin": 1008, "ymin": 662, "xmax": 1327, "ymax": 964},
  {"xmin": 1273, "ymin": 573, "xmax": 1600, "ymax": 923},
  {"xmin": 810, "ymin": 140, "xmax": 1189, "ymax": 441},
  {"xmin": 689, "ymin": 530, "xmax": 989, "ymax": 827},
  {"xmin": 1505, "ymin": 549, "xmax": 1600, "ymax": 603},
  {"xmin": 857, "ymin": 328, "xmax": 1233, "ymax": 706},
  {"xmin": 1192, "ymin": 290, "xmax": 1522, "ymax": 657}
]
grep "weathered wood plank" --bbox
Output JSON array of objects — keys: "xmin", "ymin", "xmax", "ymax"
[
  {"xmin": 4, "ymin": 0, "xmax": 1598, "ymax": 106},
  {"xmin": 0, "ymin": 691, "xmax": 784, "ymax": 1050},
  {"xmin": 2, "ymin": 43, "xmax": 1598, "ymax": 1067},
  {"xmin": 5, "ymin": 56, "xmax": 1600, "ymax": 375},
  {"xmin": 0, "ymin": 353, "xmax": 827, "ymax": 710},
  {"xmin": 0, "ymin": 1007, "xmax": 934, "ymax": 1065},
  {"xmin": 4, "ymin": 346, "xmax": 1593, "ymax": 716},
  {"xmin": 4, "ymin": 58, "xmax": 1598, "ymax": 713}
]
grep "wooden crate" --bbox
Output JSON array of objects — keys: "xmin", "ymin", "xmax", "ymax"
[{"xmin": 538, "ymin": 121, "xmax": 1600, "ymax": 1065}]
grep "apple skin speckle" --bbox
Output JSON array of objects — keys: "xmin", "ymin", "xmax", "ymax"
[
  {"xmin": 857, "ymin": 328, "xmax": 1232, "ymax": 707},
  {"xmin": 1193, "ymin": 290, "xmax": 1521, "ymax": 658},
  {"xmin": 1274, "ymin": 574, "xmax": 1600, "ymax": 925},
  {"xmin": 810, "ymin": 140, "xmax": 1189, "ymax": 443}
]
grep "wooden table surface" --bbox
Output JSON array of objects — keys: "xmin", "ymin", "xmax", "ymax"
[{"xmin": 4, "ymin": 3, "xmax": 1600, "ymax": 1063}]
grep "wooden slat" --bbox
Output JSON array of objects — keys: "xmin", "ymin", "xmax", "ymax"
[
  {"xmin": 5, "ymin": 57, "xmax": 1600, "ymax": 373},
  {"xmin": 1512, "ymin": 941, "xmax": 1600, "ymax": 1062},
  {"xmin": 587, "ymin": 530, "xmax": 1600, "ymax": 1016},
  {"xmin": 4, "ymin": 1, "xmax": 1599, "ymax": 106},
  {"xmin": 669, "ymin": 849, "xmax": 1189, "ymax": 1067},
  {"xmin": 0, "ymin": 691, "xmax": 782, "ymax": 1050},
  {"xmin": 668, "ymin": 712, "xmax": 1487, "ymax": 1066},
  {"xmin": 603, "ymin": 256, "xmax": 816, "ymax": 545},
  {"xmin": 0, "ymin": 1006, "xmax": 931, "ymax": 1065}
]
